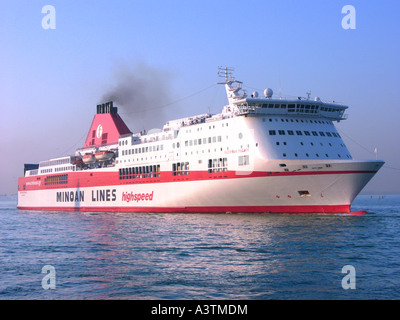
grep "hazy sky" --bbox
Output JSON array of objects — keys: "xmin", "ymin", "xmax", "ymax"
[{"xmin": 1, "ymin": 0, "xmax": 399, "ymax": 195}]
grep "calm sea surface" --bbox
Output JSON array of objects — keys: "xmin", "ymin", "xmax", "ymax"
[{"xmin": 1, "ymin": 195, "xmax": 399, "ymax": 300}]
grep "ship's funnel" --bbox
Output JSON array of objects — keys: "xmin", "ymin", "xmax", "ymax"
[
  {"xmin": 96, "ymin": 101, "xmax": 118, "ymax": 114},
  {"xmin": 83, "ymin": 101, "xmax": 131, "ymax": 148}
]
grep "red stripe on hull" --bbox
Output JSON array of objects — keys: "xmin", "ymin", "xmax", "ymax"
[
  {"xmin": 17, "ymin": 204, "xmax": 351, "ymax": 214},
  {"xmin": 18, "ymin": 170, "xmax": 378, "ymax": 191}
]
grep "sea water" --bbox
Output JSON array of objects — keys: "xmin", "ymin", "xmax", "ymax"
[{"xmin": 1, "ymin": 194, "xmax": 399, "ymax": 300}]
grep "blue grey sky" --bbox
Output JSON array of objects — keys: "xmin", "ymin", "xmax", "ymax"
[{"xmin": 1, "ymin": 0, "xmax": 399, "ymax": 194}]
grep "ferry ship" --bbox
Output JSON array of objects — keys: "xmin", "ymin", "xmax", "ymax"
[{"xmin": 17, "ymin": 68, "xmax": 384, "ymax": 213}]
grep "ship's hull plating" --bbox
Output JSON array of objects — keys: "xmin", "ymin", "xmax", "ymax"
[{"xmin": 17, "ymin": 161, "xmax": 383, "ymax": 214}]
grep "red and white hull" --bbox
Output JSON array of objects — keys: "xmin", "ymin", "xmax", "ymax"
[
  {"xmin": 17, "ymin": 73, "xmax": 385, "ymax": 214},
  {"xmin": 17, "ymin": 160, "xmax": 383, "ymax": 213}
]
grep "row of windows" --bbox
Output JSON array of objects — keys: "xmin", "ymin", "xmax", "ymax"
[
  {"xmin": 269, "ymin": 130, "xmax": 341, "ymax": 138},
  {"xmin": 40, "ymin": 158, "xmax": 71, "ymax": 168},
  {"xmin": 288, "ymin": 104, "xmax": 343, "ymax": 115},
  {"xmin": 172, "ymin": 162, "xmax": 190, "ymax": 176},
  {"xmin": 55, "ymin": 166, "xmax": 75, "ymax": 172},
  {"xmin": 184, "ymin": 136, "xmax": 222, "ymax": 147},
  {"xmin": 208, "ymin": 158, "xmax": 228, "ymax": 173},
  {"xmin": 184, "ymin": 122, "xmax": 228, "ymax": 134},
  {"xmin": 121, "ymin": 144, "xmax": 164, "ymax": 156},
  {"xmin": 119, "ymin": 132, "xmax": 175, "ymax": 146},
  {"xmin": 265, "ymin": 118, "xmax": 331, "ymax": 125},
  {"xmin": 255, "ymin": 103, "xmax": 319, "ymax": 114},
  {"xmin": 29, "ymin": 170, "xmax": 39, "ymax": 176},
  {"xmin": 44, "ymin": 174, "xmax": 68, "ymax": 186},
  {"xmin": 121, "ymin": 134, "xmax": 228, "ymax": 155},
  {"xmin": 120, "ymin": 140, "xmax": 128, "ymax": 146},
  {"xmin": 275, "ymin": 141, "xmax": 345, "ymax": 147},
  {"xmin": 119, "ymin": 165, "xmax": 161, "ymax": 180},
  {"xmin": 281, "ymin": 153, "xmax": 351, "ymax": 159},
  {"xmin": 247, "ymin": 103, "xmax": 343, "ymax": 115}
]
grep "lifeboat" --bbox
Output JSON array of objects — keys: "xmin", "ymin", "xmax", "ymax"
[
  {"xmin": 82, "ymin": 154, "xmax": 96, "ymax": 164},
  {"xmin": 95, "ymin": 151, "xmax": 114, "ymax": 162}
]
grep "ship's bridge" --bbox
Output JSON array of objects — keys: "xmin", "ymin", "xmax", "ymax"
[
  {"xmin": 231, "ymin": 97, "xmax": 348, "ymax": 122},
  {"xmin": 217, "ymin": 67, "xmax": 348, "ymax": 122}
]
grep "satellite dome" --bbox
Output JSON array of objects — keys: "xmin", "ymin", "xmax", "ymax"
[
  {"xmin": 252, "ymin": 91, "xmax": 259, "ymax": 98},
  {"xmin": 264, "ymin": 88, "xmax": 273, "ymax": 98}
]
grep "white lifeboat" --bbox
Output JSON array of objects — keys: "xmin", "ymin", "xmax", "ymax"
[
  {"xmin": 82, "ymin": 154, "xmax": 96, "ymax": 164},
  {"xmin": 95, "ymin": 151, "xmax": 114, "ymax": 162}
]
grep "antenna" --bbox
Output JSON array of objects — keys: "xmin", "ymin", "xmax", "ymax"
[
  {"xmin": 278, "ymin": 71, "xmax": 282, "ymax": 99},
  {"xmin": 217, "ymin": 66, "xmax": 234, "ymax": 83},
  {"xmin": 306, "ymin": 90, "xmax": 311, "ymax": 100}
]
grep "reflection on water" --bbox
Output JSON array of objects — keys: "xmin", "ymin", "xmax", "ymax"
[{"xmin": 1, "ymin": 195, "xmax": 400, "ymax": 299}]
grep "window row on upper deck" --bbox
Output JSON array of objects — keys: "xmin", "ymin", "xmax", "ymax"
[
  {"xmin": 244, "ymin": 102, "xmax": 345, "ymax": 116},
  {"xmin": 269, "ymin": 130, "xmax": 341, "ymax": 138},
  {"xmin": 184, "ymin": 135, "xmax": 223, "ymax": 148},
  {"xmin": 265, "ymin": 118, "xmax": 332, "ymax": 125},
  {"xmin": 121, "ymin": 144, "xmax": 164, "ymax": 157},
  {"xmin": 39, "ymin": 157, "xmax": 71, "ymax": 168}
]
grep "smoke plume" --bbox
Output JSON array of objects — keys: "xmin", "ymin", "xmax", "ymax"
[{"xmin": 101, "ymin": 62, "xmax": 176, "ymax": 132}]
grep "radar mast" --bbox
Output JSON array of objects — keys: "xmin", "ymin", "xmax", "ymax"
[{"xmin": 217, "ymin": 66, "xmax": 247, "ymax": 105}]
